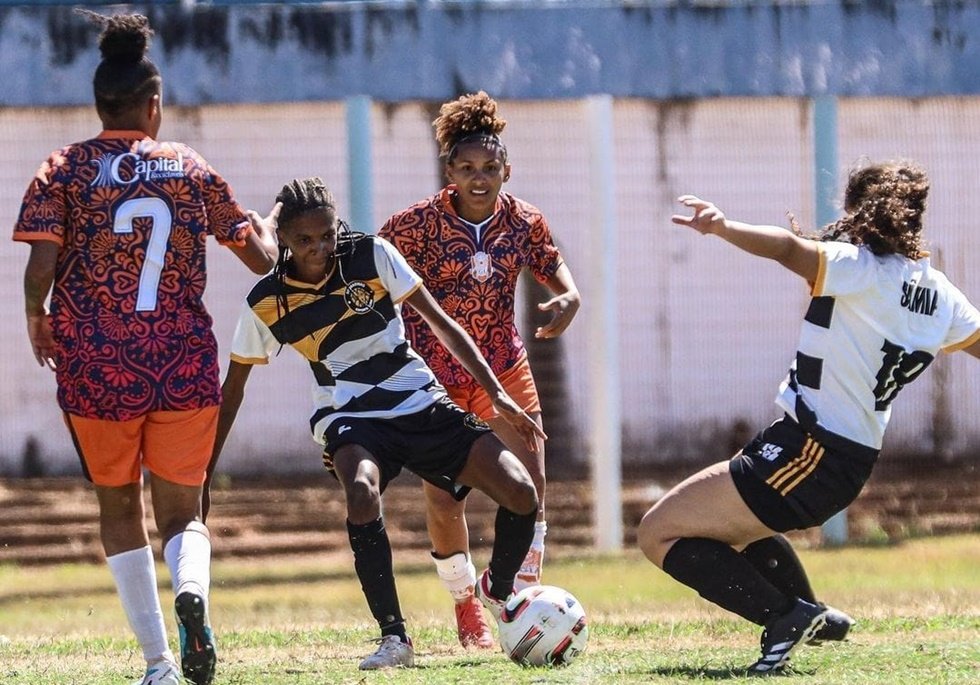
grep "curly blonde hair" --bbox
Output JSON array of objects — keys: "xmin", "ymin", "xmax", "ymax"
[
  {"xmin": 432, "ymin": 91, "xmax": 507, "ymax": 160},
  {"xmin": 821, "ymin": 161, "xmax": 929, "ymax": 259}
]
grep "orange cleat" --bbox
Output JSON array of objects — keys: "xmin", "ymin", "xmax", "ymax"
[{"xmin": 455, "ymin": 594, "xmax": 495, "ymax": 649}]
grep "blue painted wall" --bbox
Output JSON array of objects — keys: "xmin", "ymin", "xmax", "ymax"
[{"xmin": 1, "ymin": 1, "xmax": 978, "ymax": 106}]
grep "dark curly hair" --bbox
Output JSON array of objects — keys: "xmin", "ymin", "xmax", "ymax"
[
  {"xmin": 77, "ymin": 10, "xmax": 161, "ymax": 119},
  {"xmin": 433, "ymin": 91, "xmax": 508, "ymax": 162},
  {"xmin": 820, "ymin": 161, "xmax": 930, "ymax": 259}
]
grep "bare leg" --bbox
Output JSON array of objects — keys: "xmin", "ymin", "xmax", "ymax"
[{"xmin": 637, "ymin": 460, "xmax": 775, "ymax": 567}]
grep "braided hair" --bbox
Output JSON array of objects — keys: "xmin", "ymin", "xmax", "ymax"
[
  {"xmin": 820, "ymin": 161, "xmax": 930, "ymax": 259},
  {"xmin": 77, "ymin": 11, "xmax": 161, "ymax": 119},
  {"xmin": 272, "ymin": 177, "xmax": 365, "ymax": 320},
  {"xmin": 433, "ymin": 91, "xmax": 508, "ymax": 163},
  {"xmin": 273, "ymin": 177, "xmax": 337, "ymax": 296}
]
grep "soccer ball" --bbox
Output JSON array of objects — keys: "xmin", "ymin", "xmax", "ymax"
[{"xmin": 497, "ymin": 585, "xmax": 589, "ymax": 667}]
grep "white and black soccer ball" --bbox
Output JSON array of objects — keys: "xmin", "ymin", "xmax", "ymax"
[{"xmin": 498, "ymin": 585, "xmax": 589, "ymax": 667}]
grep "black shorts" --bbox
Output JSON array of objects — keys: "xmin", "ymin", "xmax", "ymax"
[
  {"xmin": 320, "ymin": 396, "xmax": 494, "ymax": 501},
  {"xmin": 730, "ymin": 414, "xmax": 879, "ymax": 532}
]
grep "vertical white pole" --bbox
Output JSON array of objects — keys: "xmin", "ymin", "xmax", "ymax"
[
  {"xmin": 346, "ymin": 95, "xmax": 375, "ymax": 233},
  {"xmin": 813, "ymin": 95, "xmax": 848, "ymax": 546},
  {"xmin": 585, "ymin": 95, "xmax": 623, "ymax": 552}
]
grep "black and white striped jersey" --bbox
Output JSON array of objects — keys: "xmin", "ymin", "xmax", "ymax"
[
  {"xmin": 229, "ymin": 234, "xmax": 446, "ymax": 444},
  {"xmin": 776, "ymin": 241, "xmax": 980, "ymax": 450}
]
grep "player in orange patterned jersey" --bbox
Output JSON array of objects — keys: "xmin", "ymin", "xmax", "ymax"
[
  {"xmin": 12, "ymin": 13, "xmax": 277, "ymax": 685},
  {"xmin": 379, "ymin": 91, "xmax": 581, "ymax": 649}
]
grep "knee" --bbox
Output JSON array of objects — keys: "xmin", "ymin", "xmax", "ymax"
[
  {"xmin": 636, "ymin": 508, "xmax": 671, "ymax": 568},
  {"xmin": 509, "ymin": 478, "xmax": 539, "ymax": 516},
  {"xmin": 427, "ymin": 496, "xmax": 465, "ymax": 527},
  {"xmin": 345, "ymin": 478, "xmax": 381, "ymax": 523}
]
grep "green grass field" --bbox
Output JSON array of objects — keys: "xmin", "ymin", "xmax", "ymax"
[{"xmin": 2, "ymin": 534, "xmax": 978, "ymax": 684}]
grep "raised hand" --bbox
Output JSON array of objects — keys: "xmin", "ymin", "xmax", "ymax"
[{"xmin": 671, "ymin": 195, "xmax": 727, "ymax": 236}]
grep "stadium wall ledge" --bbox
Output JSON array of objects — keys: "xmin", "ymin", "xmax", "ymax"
[{"xmin": 0, "ymin": 1, "xmax": 979, "ymax": 106}]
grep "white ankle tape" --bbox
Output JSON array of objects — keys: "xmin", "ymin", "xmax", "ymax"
[{"xmin": 432, "ymin": 551, "xmax": 477, "ymax": 601}]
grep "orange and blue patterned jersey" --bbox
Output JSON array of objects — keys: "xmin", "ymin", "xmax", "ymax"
[
  {"xmin": 379, "ymin": 187, "xmax": 562, "ymax": 388},
  {"xmin": 13, "ymin": 130, "xmax": 251, "ymax": 421}
]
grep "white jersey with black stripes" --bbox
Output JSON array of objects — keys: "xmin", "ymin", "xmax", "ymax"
[{"xmin": 776, "ymin": 241, "xmax": 980, "ymax": 449}]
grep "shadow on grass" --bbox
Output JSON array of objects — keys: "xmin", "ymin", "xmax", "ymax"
[{"xmin": 646, "ymin": 664, "xmax": 817, "ymax": 679}]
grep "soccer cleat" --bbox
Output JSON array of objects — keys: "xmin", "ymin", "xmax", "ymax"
[
  {"xmin": 455, "ymin": 594, "xmax": 495, "ymax": 649},
  {"xmin": 358, "ymin": 634, "xmax": 415, "ymax": 670},
  {"xmin": 809, "ymin": 604, "xmax": 855, "ymax": 644},
  {"xmin": 133, "ymin": 659, "xmax": 183, "ymax": 685},
  {"xmin": 175, "ymin": 592, "xmax": 216, "ymax": 685},
  {"xmin": 474, "ymin": 568, "xmax": 510, "ymax": 622},
  {"xmin": 748, "ymin": 598, "xmax": 827, "ymax": 675}
]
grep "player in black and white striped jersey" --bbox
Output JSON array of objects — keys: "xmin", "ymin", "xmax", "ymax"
[
  {"xmin": 637, "ymin": 161, "xmax": 980, "ymax": 675},
  {"xmin": 208, "ymin": 177, "xmax": 546, "ymax": 670}
]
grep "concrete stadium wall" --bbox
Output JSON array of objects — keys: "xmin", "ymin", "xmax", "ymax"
[
  {"xmin": 1, "ymin": 1, "xmax": 979, "ymax": 106},
  {"xmin": 3, "ymin": 96, "xmax": 980, "ymax": 476}
]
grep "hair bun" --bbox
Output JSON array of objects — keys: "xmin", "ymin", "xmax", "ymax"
[{"xmin": 98, "ymin": 14, "xmax": 152, "ymax": 62}]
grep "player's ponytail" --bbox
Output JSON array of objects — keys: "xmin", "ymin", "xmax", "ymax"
[{"xmin": 78, "ymin": 10, "xmax": 161, "ymax": 119}]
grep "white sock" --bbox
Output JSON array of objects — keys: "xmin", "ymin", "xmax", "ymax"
[
  {"xmin": 106, "ymin": 546, "xmax": 174, "ymax": 664},
  {"xmin": 532, "ymin": 520, "xmax": 548, "ymax": 549},
  {"xmin": 515, "ymin": 520, "xmax": 547, "ymax": 592},
  {"xmin": 431, "ymin": 551, "xmax": 477, "ymax": 603},
  {"xmin": 163, "ymin": 524, "xmax": 212, "ymax": 607}
]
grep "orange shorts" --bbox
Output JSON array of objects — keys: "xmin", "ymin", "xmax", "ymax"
[
  {"xmin": 64, "ymin": 407, "xmax": 219, "ymax": 487},
  {"xmin": 444, "ymin": 354, "xmax": 541, "ymax": 421}
]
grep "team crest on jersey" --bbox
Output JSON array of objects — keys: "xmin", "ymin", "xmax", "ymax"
[
  {"xmin": 470, "ymin": 251, "xmax": 493, "ymax": 283},
  {"xmin": 464, "ymin": 413, "xmax": 491, "ymax": 431},
  {"xmin": 90, "ymin": 152, "xmax": 186, "ymax": 187},
  {"xmin": 344, "ymin": 281, "xmax": 375, "ymax": 314}
]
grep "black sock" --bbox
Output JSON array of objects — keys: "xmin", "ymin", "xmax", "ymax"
[
  {"xmin": 741, "ymin": 535, "xmax": 817, "ymax": 604},
  {"xmin": 487, "ymin": 506, "xmax": 537, "ymax": 600},
  {"xmin": 662, "ymin": 537, "xmax": 795, "ymax": 626},
  {"xmin": 347, "ymin": 517, "xmax": 407, "ymax": 641}
]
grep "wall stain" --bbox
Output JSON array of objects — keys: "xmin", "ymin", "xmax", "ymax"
[
  {"xmin": 287, "ymin": 7, "xmax": 353, "ymax": 59},
  {"xmin": 45, "ymin": 6, "xmax": 99, "ymax": 67},
  {"xmin": 365, "ymin": 5, "xmax": 418, "ymax": 59}
]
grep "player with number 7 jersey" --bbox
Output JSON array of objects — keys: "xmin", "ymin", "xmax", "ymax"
[
  {"xmin": 15, "ymin": 135, "xmax": 254, "ymax": 420},
  {"xmin": 12, "ymin": 13, "xmax": 278, "ymax": 685}
]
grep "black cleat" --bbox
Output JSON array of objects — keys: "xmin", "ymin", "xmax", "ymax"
[
  {"xmin": 175, "ymin": 592, "xmax": 217, "ymax": 685},
  {"xmin": 809, "ymin": 604, "xmax": 854, "ymax": 644},
  {"xmin": 748, "ymin": 598, "xmax": 827, "ymax": 675}
]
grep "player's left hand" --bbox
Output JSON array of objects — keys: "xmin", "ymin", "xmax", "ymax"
[
  {"xmin": 492, "ymin": 392, "xmax": 548, "ymax": 453},
  {"xmin": 535, "ymin": 291, "xmax": 581, "ymax": 339},
  {"xmin": 27, "ymin": 311, "xmax": 57, "ymax": 370}
]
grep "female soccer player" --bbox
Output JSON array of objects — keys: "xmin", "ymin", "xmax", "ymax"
[
  {"xmin": 378, "ymin": 91, "xmax": 580, "ymax": 648},
  {"xmin": 13, "ymin": 13, "xmax": 278, "ymax": 685},
  {"xmin": 637, "ymin": 161, "xmax": 980, "ymax": 674},
  {"xmin": 212, "ymin": 177, "xmax": 546, "ymax": 670}
]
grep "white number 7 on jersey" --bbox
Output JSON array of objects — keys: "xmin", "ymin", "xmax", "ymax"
[{"xmin": 113, "ymin": 197, "xmax": 173, "ymax": 312}]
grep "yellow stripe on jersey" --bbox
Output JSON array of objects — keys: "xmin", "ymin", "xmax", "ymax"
[
  {"xmin": 251, "ymin": 278, "xmax": 387, "ymax": 362},
  {"xmin": 765, "ymin": 436, "xmax": 826, "ymax": 495},
  {"xmin": 810, "ymin": 244, "xmax": 830, "ymax": 296}
]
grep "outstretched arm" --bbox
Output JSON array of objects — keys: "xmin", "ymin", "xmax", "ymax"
[
  {"xmin": 672, "ymin": 195, "xmax": 820, "ymax": 282},
  {"xmin": 963, "ymin": 337, "xmax": 980, "ymax": 360},
  {"xmin": 23, "ymin": 240, "xmax": 59, "ymax": 370},
  {"xmin": 405, "ymin": 285, "xmax": 547, "ymax": 452},
  {"xmin": 535, "ymin": 262, "xmax": 581, "ymax": 339},
  {"xmin": 227, "ymin": 202, "xmax": 281, "ymax": 275},
  {"xmin": 203, "ymin": 360, "xmax": 254, "ymax": 522}
]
